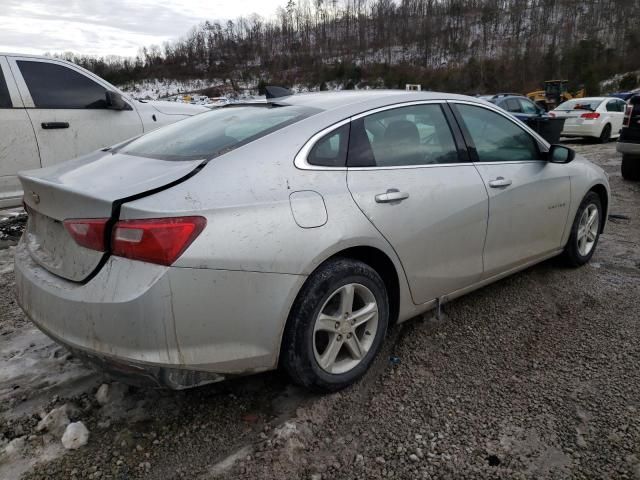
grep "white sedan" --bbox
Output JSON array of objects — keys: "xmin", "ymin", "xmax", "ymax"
[{"xmin": 551, "ymin": 97, "xmax": 627, "ymax": 142}]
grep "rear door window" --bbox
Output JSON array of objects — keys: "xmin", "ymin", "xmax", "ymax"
[
  {"xmin": 120, "ymin": 105, "xmax": 319, "ymax": 161},
  {"xmin": 455, "ymin": 104, "xmax": 540, "ymax": 162},
  {"xmin": 518, "ymin": 98, "xmax": 538, "ymax": 114},
  {"xmin": 348, "ymin": 104, "xmax": 460, "ymax": 167},
  {"xmin": 504, "ymin": 98, "xmax": 522, "ymax": 113},
  {"xmin": 0, "ymin": 67, "xmax": 11, "ymax": 108},
  {"xmin": 18, "ymin": 60, "xmax": 107, "ymax": 109}
]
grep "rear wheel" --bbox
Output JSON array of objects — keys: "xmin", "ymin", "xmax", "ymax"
[
  {"xmin": 281, "ymin": 258, "xmax": 389, "ymax": 392},
  {"xmin": 621, "ymin": 154, "xmax": 640, "ymax": 181},
  {"xmin": 562, "ymin": 192, "xmax": 602, "ymax": 267},
  {"xmin": 598, "ymin": 124, "xmax": 612, "ymax": 143}
]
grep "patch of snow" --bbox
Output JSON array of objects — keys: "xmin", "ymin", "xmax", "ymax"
[{"xmin": 0, "ymin": 326, "xmax": 99, "ymax": 420}]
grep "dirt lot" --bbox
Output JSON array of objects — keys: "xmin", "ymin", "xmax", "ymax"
[{"xmin": 1, "ymin": 140, "xmax": 639, "ymax": 480}]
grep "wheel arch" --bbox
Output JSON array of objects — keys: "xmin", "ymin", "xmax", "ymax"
[{"xmin": 589, "ymin": 183, "xmax": 608, "ymax": 232}]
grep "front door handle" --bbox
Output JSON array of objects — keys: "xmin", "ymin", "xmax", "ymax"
[
  {"xmin": 375, "ymin": 189, "xmax": 410, "ymax": 203},
  {"xmin": 488, "ymin": 177, "xmax": 512, "ymax": 188},
  {"xmin": 41, "ymin": 122, "xmax": 70, "ymax": 129}
]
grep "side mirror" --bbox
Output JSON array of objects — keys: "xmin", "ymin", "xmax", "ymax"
[
  {"xmin": 105, "ymin": 90, "xmax": 131, "ymax": 111},
  {"xmin": 548, "ymin": 144, "xmax": 575, "ymax": 164}
]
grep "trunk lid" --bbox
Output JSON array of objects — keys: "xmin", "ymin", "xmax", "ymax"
[{"xmin": 20, "ymin": 150, "xmax": 204, "ymax": 282}]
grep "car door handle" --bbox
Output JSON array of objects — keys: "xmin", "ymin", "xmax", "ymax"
[
  {"xmin": 488, "ymin": 177, "xmax": 512, "ymax": 188},
  {"xmin": 41, "ymin": 122, "xmax": 69, "ymax": 129},
  {"xmin": 375, "ymin": 189, "xmax": 410, "ymax": 203}
]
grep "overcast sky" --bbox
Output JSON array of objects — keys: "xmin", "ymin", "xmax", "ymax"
[{"xmin": 0, "ymin": 0, "xmax": 287, "ymax": 57}]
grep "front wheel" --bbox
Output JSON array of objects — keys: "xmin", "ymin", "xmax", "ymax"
[
  {"xmin": 621, "ymin": 155, "xmax": 640, "ymax": 181},
  {"xmin": 562, "ymin": 192, "xmax": 602, "ymax": 267},
  {"xmin": 281, "ymin": 258, "xmax": 389, "ymax": 392}
]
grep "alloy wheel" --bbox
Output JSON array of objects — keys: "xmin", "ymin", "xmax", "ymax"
[
  {"xmin": 577, "ymin": 204, "xmax": 599, "ymax": 256},
  {"xmin": 312, "ymin": 283, "xmax": 379, "ymax": 374}
]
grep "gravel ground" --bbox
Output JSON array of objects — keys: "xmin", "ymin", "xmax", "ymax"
[{"xmin": 0, "ymin": 140, "xmax": 639, "ymax": 480}]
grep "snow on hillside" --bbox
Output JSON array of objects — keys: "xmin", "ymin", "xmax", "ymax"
[
  {"xmin": 600, "ymin": 70, "xmax": 640, "ymax": 93},
  {"xmin": 119, "ymin": 78, "xmax": 227, "ymax": 100}
]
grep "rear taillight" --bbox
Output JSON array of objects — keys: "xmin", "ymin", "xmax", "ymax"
[
  {"xmin": 624, "ymin": 105, "xmax": 632, "ymax": 127},
  {"xmin": 64, "ymin": 218, "xmax": 108, "ymax": 252},
  {"xmin": 64, "ymin": 216, "xmax": 206, "ymax": 265},
  {"xmin": 580, "ymin": 112, "xmax": 600, "ymax": 120},
  {"xmin": 111, "ymin": 216, "xmax": 206, "ymax": 266}
]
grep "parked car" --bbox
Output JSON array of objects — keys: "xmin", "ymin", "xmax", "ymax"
[
  {"xmin": 481, "ymin": 93, "xmax": 546, "ymax": 122},
  {"xmin": 617, "ymin": 94, "xmax": 640, "ymax": 180},
  {"xmin": 15, "ymin": 90, "xmax": 609, "ymax": 392},
  {"xmin": 481, "ymin": 93, "xmax": 566, "ymax": 143},
  {"xmin": 550, "ymin": 97, "xmax": 627, "ymax": 142},
  {"xmin": 0, "ymin": 53, "xmax": 208, "ymax": 207}
]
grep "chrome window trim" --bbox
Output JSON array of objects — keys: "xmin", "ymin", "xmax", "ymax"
[{"xmin": 294, "ymin": 99, "xmax": 459, "ymax": 171}]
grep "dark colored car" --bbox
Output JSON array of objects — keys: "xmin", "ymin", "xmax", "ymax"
[
  {"xmin": 481, "ymin": 94, "xmax": 565, "ymax": 143},
  {"xmin": 617, "ymin": 94, "xmax": 640, "ymax": 180},
  {"xmin": 609, "ymin": 92, "xmax": 639, "ymax": 102},
  {"xmin": 481, "ymin": 94, "xmax": 546, "ymax": 121}
]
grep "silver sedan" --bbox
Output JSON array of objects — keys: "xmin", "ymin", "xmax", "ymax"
[{"xmin": 15, "ymin": 90, "xmax": 609, "ymax": 391}]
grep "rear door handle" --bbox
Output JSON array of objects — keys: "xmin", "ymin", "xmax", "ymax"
[
  {"xmin": 375, "ymin": 189, "xmax": 410, "ymax": 203},
  {"xmin": 488, "ymin": 177, "xmax": 512, "ymax": 188},
  {"xmin": 41, "ymin": 122, "xmax": 69, "ymax": 129}
]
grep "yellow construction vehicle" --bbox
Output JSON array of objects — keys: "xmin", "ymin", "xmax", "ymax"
[{"xmin": 527, "ymin": 80, "xmax": 586, "ymax": 111}]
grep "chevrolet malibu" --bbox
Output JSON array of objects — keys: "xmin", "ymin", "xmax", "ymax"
[{"xmin": 15, "ymin": 90, "xmax": 610, "ymax": 392}]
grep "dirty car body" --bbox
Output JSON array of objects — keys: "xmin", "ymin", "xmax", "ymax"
[{"xmin": 15, "ymin": 91, "xmax": 610, "ymax": 390}]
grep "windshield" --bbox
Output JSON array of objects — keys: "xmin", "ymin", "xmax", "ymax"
[
  {"xmin": 555, "ymin": 99, "xmax": 603, "ymax": 112},
  {"xmin": 119, "ymin": 105, "xmax": 319, "ymax": 161}
]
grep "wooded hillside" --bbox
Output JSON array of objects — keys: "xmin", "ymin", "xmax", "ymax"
[{"xmin": 60, "ymin": 0, "xmax": 640, "ymax": 95}]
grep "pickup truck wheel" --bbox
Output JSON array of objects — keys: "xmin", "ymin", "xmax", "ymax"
[
  {"xmin": 281, "ymin": 258, "xmax": 389, "ymax": 392},
  {"xmin": 563, "ymin": 192, "xmax": 602, "ymax": 267},
  {"xmin": 598, "ymin": 124, "xmax": 611, "ymax": 143},
  {"xmin": 621, "ymin": 155, "xmax": 640, "ymax": 181}
]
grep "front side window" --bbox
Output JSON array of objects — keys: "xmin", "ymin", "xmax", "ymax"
[
  {"xmin": 307, "ymin": 123, "xmax": 350, "ymax": 167},
  {"xmin": 348, "ymin": 104, "xmax": 459, "ymax": 167},
  {"xmin": 456, "ymin": 104, "xmax": 540, "ymax": 162},
  {"xmin": 18, "ymin": 60, "xmax": 107, "ymax": 109},
  {"xmin": 120, "ymin": 105, "xmax": 319, "ymax": 161},
  {"xmin": 0, "ymin": 67, "xmax": 11, "ymax": 108}
]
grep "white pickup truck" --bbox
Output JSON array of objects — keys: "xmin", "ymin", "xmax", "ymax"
[{"xmin": 0, "ymin": 53, "xmax": 208, "ymax": 207}]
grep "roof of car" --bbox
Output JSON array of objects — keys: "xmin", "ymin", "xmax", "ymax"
[{"xmin": 279, "ymin": 90, "xmax": 481, "ymax": 111}]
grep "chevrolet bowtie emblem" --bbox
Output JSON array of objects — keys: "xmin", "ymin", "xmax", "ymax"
[{"xmin": 31, "ymin": 191, "xmax": 40, "ymax": 204}]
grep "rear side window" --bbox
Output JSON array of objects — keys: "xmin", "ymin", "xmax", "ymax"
[
  {"xmin": 455, "ymin": 104, "xmax": 540, "ymax": 162},
  {"xmin": 120, "ymin": 105, "xmax": 319, "ymax": 161},
  {"xmin": 606, "ymin": 101, "xmax": 620, "ymax": 112},
  {"xmin": 0, "ymin": 67, "xmax": 11, "ymax": 108},
  {"xmin": 504, "ymin": 98, "xmax": 522, "ymax": 113},
  {"xmin": 519, "ymin": 98, "xmax": 538, "ymax": 114},
  {"xmin": 348, "ymin": 104, "xmax": 460, "ymax": 167},
  {"xmin": 18, "ymin": 60, "xmax": 107, "ymax": 109},
  {"xmin": 308, "ymin": 123, "xmax": 350, "ymax": 167}
]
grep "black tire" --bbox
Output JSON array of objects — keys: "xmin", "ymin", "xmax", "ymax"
[
  {"xmin": 621, "ymin": 154, "xmax": 640, "ymax": 181},
  {"xmin": 281, "ymin": 258, "xmax": 389, "ymax": 392},
  {"xmin": 598, "ymin": 124, "xmax": 611, "ymax": 143},
  {"xmin": 562, "ymin": 191, "xmax": 603, "ymax": 267}
]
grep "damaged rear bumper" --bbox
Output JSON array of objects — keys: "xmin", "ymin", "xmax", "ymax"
[{"xmin": 14, "ymin": 238, "xmax": 306, "ymax": 389}]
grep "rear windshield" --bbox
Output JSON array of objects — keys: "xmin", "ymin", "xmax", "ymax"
[
  {"xmin": 556, "ymin": 99, "xmax": 603, "ymax": 111},
  {"xmin": 119, "ymin": 105, "xmax": 319, "ymax": 161}
]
